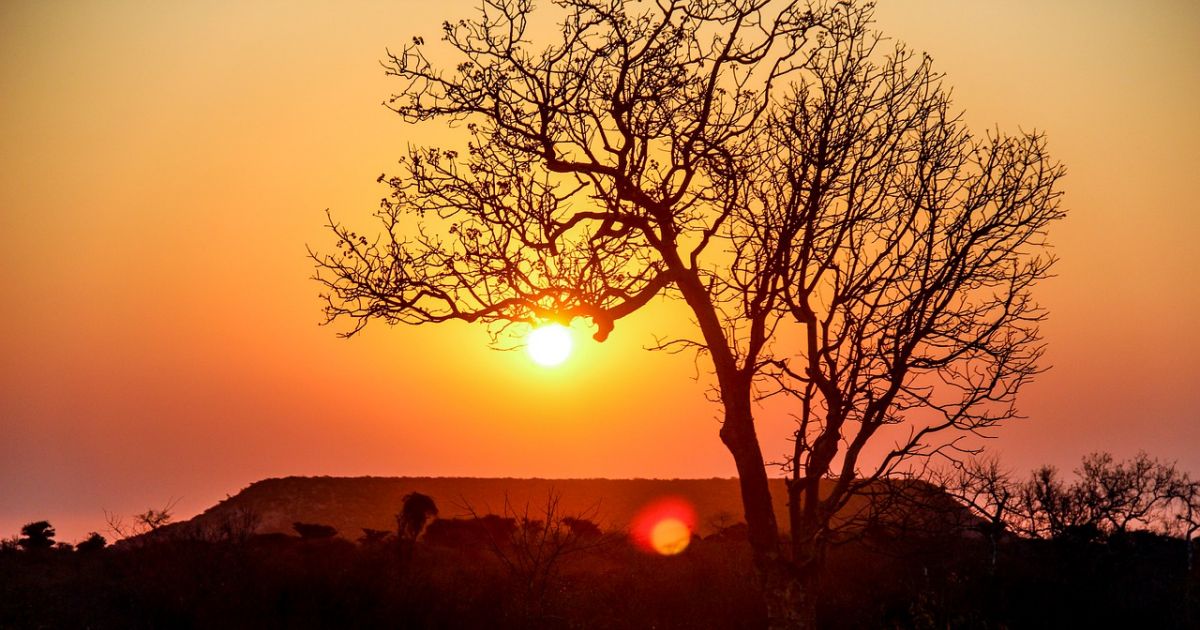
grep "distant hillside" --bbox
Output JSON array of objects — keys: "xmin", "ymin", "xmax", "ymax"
[{"xmin": 155, "ymin": 476, "xmax": 974, "ymax": 541}]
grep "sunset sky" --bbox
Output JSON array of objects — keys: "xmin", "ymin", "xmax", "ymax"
[{"xmin": 2, "ymin": 0, "xmax": 1198, "ymax": 542}]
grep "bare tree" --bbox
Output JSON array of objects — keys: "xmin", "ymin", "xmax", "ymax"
[
  {"xmin": 1176, "ymin": 478, "xmax": 1200, "ymax": 573},
  {"xmin": 1015, "ymin": 453, "xmax": 1188, "ymax": 542},
  {"xmin": 1174, "ymin": 477, "xmax": 1200, "ymax": 627},
  {"xmin": 1014, "ymin": 465, "xmax": 1096, "ymax": 541},
  {"xmin": 1076, "ymin": 451, "xmax": 1184, "ymax": 536},
  {"xmin": 469, "ymin": 492, "xmax": 609, "ymax": 622},
  {"xmin": 938, "ymin": 457, "xmax": 1018, "ymax": 572},
  {"xmin": 1009, "ymin": 452, "xmax": 1190, "ymax": 546},
  {"xmin": 312, "ymin": 1, "xmax": 1064, "ymax": 626},
  {"xmin": 104, "ymin": 498, "xmax": 180, "ymax": 543}
]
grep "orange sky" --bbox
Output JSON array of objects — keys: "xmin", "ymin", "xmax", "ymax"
[{"xmin": 2, "ymin": 0, "xmax": 1198, "ymax": 542}]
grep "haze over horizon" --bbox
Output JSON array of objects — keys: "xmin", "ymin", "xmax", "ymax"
[{"xmin": 2, "ymin": 0, "xmax": 1198, "ymax": 542}]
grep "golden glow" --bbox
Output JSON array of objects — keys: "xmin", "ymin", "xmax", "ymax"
[
  {"xmin": 2, "ymin": 0, "xmax": 1199, "ymax": 543},
  {"xmin": 649, "ymin": 517, "xmax": 691, "ymax": 555},
  {"xmin": 526, "ymin": 324, "xmax": 572, "ymax": 367}
]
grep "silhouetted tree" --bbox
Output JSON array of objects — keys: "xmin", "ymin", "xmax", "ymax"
[
  {"xmin": 135, "ymin": 505, "xmax": 174, "ymax": 531},
  {"xmin": 1176, "ymin": 479, "xmax": 1200, "ymax": 573},
  {"xmin": 1017, "ymin": 465, "xmax": 1096, "ymax": 541},
  {"xmin": 939, "ymin": 457, "xmax": 1017, "ymax": 572},
  {"xmin": 397, "ymin": 492, "xmax": 439, "ymax": 542},
  {"xmin": 1176, "ymin": 477, "xmax": 1200, "ymax": 627},
  {"xmin": 75, "ymin": 532, "xmax": 107, "ymax": 553},
  {"xmin": 467, "ymin": 493, "xmax": 609, "ymax": 622},
  {"xmin": 1076, "ymin": 451, "xmax": 1184, "ymax": 536},
  {"xmin": 18, "ymin": 521, "xmax": 56, "ymax": 551},
  {"xmin": 105, "ymin": 498, "xmax": 179, "ymax": 542},
  {"xmin": 312, "ymin": 1, "xmax": 1064, "ymax": 625},
  {"xmin": 562, "ymin": 516, "xmax": 603, "ymax": 540},
  {"xmin": 293, "ymin": 522, "xmax": 339, "ymax": 539},
  {"xmin": 1015, "ymin": 453, "xmax": 1187, "ymax": 543},
  {"xmin": 425, "ymin": 515, "xmax": 518, "ymax": 548}
]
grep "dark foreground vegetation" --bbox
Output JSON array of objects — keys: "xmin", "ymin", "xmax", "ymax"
[
  {"xmin": 4, "ymin": 452, "xmax": 1199, "ymax": 629},
  {"xmin": 3, "ymin": 523, "xmax": 1197, "ymax": 629}
]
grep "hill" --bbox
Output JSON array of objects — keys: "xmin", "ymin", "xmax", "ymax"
[{"xmin": 155, "ymin": 476, "xmax": 973, "ymax": 541}]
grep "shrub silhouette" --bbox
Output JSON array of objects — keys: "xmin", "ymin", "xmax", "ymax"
[
  {"xmin": 396, "ymin": 492, "xmax": 438, "ymax": 541},
  {"xmin": 18, "ymin": 521, "xmax": 55, "ymax": 551},
  {"xmin": 293, "ymin": 522, "xmax": 338, "ymax": 539},
  {"xmin": 425, "ymin": 516, "xmax": 517, "ymax": 549},
  {"xmin": 76, "ymin": 532, "xmax": 107, "ymax": 553},
  {"xmin": 562, "ymin": 517, "xmax": 602, "ymax": 540}
]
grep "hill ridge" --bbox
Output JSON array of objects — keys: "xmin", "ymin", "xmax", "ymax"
[{"xmin": 166, "ymin": 475, "xmax": 968, "ymax": 541}]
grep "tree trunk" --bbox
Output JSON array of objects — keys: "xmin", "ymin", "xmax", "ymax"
[
  {"xmin": 673, "ymin": 270, "xmax": 816, "ymax": 627},
  {"xmin": 719, "ymin": 394, "xmax": 816, "ymax": 629}
]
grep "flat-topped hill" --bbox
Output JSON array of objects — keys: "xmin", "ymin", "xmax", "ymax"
[{"xmin": 160, "ymin": 476, "xmax": 971, "ymax": 540}]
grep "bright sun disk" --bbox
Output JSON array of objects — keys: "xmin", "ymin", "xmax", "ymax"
[{"xmin": 527, "ymin": 324, "xmax": 572, "ymax": 366}]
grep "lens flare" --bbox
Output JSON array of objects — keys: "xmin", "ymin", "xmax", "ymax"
[
  {"xmin": 649, "ymin": 517, "xmax": 691, "ymax": 555},
  {"xmin": 631, "ymin": 496, "xmax": 696, "ymax": 556}
]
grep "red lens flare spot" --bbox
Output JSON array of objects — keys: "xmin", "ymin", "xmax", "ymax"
[{"xmin": 631, "ymin": 496, "xmax": 696, "ymax": 556}]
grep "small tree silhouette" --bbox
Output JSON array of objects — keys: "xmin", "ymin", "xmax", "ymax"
[
  {"xmin": 1014, "ymin": 453, "xmax": 1187, "ymax": 543},
  {"xmin": 1076, "ymin": 452, "xmax": 1185, "ymax": 536},
  {"xmin": 1017, "ymin": 465, "xmax": 1097, "ymax": 542},
  {"xmin": 938, "ymin": 457, "xmax": 1018, "ymax": 573},
  {"xmin": 104, "ymin": 497, "xmax": 180, "ymax": 542},
  {"xmin": 17, "ymin": 521, "xmax": 56, "ymax": 551},
  {"xmin": 562, "ymin": 516, "xmax": 603, "ymax": 540},
  {"xmin": 1176, "ymin": 480, "xmax": 1200, "ymax": 573},
  {"xmin": 397, "ymin": 492, "xmax": 438, "ymax": 542},
  {"xmin": 75, "ymin": 532, "xmax": 107, "ymax": 553},
  {"xmin": 468, "ymin": 492, "xmax": 609, "ymax": 623}
]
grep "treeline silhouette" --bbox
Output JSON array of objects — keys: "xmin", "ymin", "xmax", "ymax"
[{"xmin": 3, "ymin": 453, "xmax": 1198, "ymax": 629}]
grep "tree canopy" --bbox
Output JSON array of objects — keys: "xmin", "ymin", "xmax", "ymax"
[{"xmin": 313, "ymin": 1, "xmax": 1065, "ymax": 625}]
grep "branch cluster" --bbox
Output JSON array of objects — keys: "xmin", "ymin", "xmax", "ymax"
[{"xmin": 311, "ymin": 0, "xmax": 1068, "ymax": 573}]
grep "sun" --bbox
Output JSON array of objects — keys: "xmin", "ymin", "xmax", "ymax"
[{"xmin": 527, "ymin": 323, "xmax": 572, "ymax": 367}]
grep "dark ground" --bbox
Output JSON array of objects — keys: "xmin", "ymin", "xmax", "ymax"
[{"xmin": 2, "ymin": 526, "xmax": 1197, "ymax": 629}]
